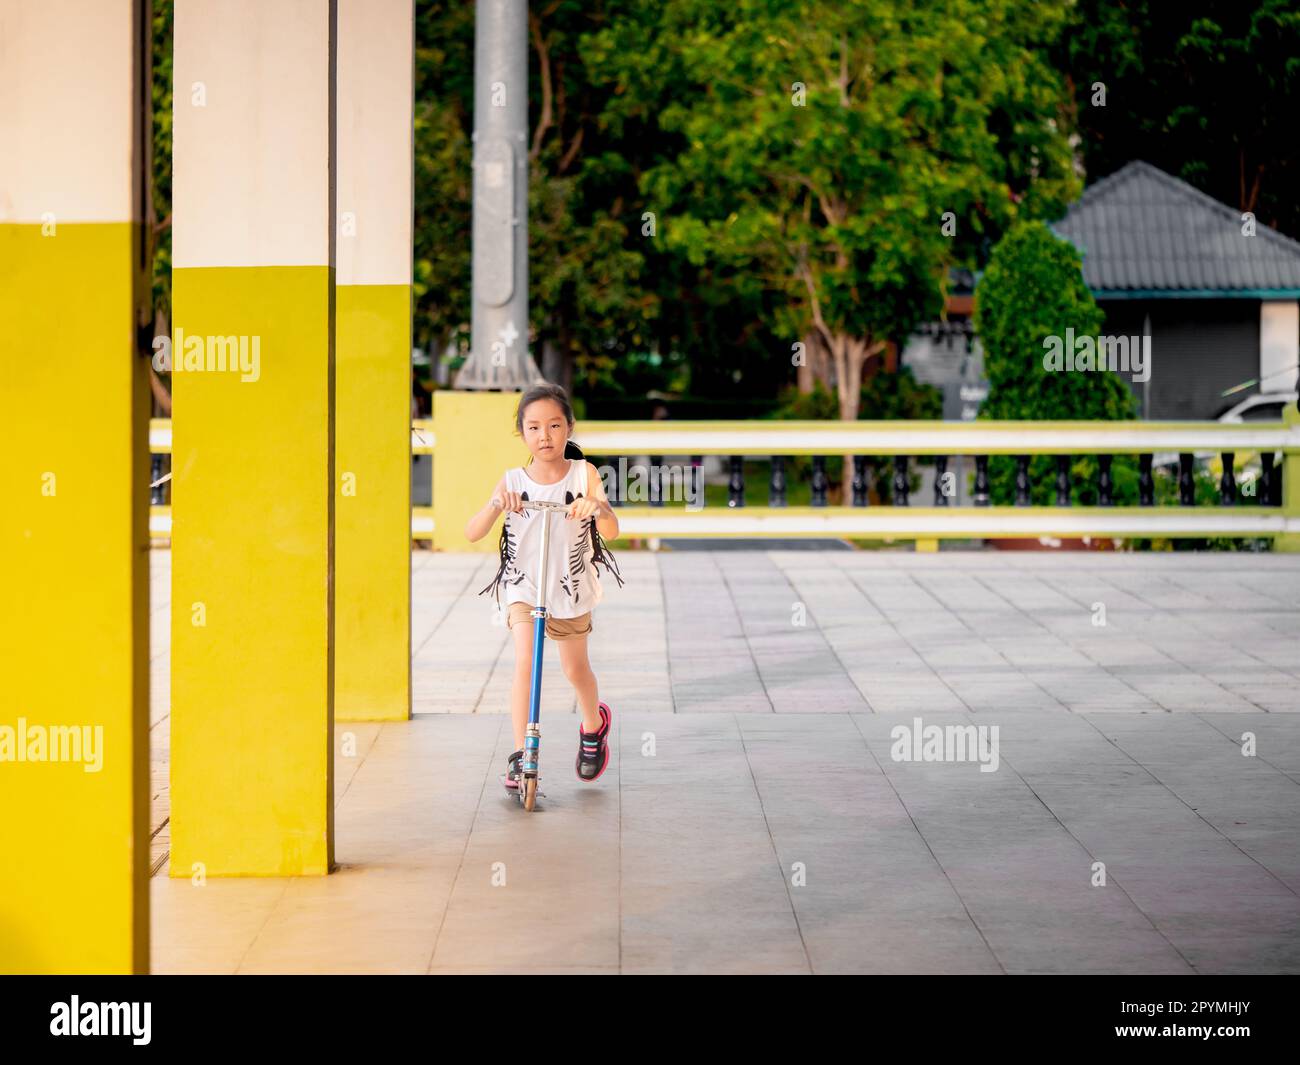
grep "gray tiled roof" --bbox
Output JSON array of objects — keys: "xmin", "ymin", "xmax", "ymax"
[{"xmin": 1051, "ymin": 161, "xmax": 1300, "ymax": 296}]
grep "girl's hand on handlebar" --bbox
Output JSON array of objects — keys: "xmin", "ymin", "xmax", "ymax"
[
  {"xmin": 566, "ymin": 496, "xmax": 601, "ymax": 521},
  {"xmin": 491, "ymin": 489, "xmax": 525, "ymax": 514}
]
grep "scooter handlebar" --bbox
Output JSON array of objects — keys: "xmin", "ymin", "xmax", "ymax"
[{"xmin": 519, "ymin": 500, "xmax": 571, "ymax": 512}]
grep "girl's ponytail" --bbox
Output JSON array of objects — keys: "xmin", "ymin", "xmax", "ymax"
[{"xmin": 588, "ymin": 520, "xmax": 625, "ymax": 590}]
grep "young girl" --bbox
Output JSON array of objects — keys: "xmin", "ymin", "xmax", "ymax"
[{"xmin": 463, "ymin": 383, "xmax": 624, "ymax": 791}]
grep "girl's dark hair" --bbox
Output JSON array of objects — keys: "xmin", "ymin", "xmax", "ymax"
[
  {"xmin": 478, "ymin": 382, "xmax": 624, "ymax": 603},
  {"xmin": 516, "ymin": 382, "xmax": 584, "ymax": 461}
]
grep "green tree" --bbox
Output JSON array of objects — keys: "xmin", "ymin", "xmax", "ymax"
[
  {"xmin": 147, "ymin": 0, "xmax": 174, "ymax": 413},
  {"xmin": 579, "ymin": 5, "xmax": 791, "ymax": 407},
  {"xmin": 1061, "ymin": 0, "xmax": 1300, "ymax": 236},
  {"xmin": 413, "ymin": 1, "xmax": 656, "ymax": 395},
  {"xmin": 587, "ymin": 0, "xmax": 1081, "ymax": 431},
  {"xmin": 412, "ymin": 2, "xmax": 475, "ymax": 366},
  {"xmin": 974, "ymin": 220, "xmax": 1138, "ymax": 504}
]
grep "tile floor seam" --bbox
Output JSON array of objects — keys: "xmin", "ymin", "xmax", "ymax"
[
  {"xmin": 426, "ymin": 717, "xmax": 504, "ymax": 974},
  {"xmin": 1194, "ymin": 712, "xmax": 1300, "ymax": 783},
  {"xmin": 990, "ymin": 745, "xmax": 1199, "ymax": 973},
  {"xmin": 412, "ymin": 555, "xmax": 495, "ymax": 659},
  {"xmin": 1154, "ymin": 571, "xmax": 1300, "ymax": 685},
  {"xmin": 835, "ymin": 562, "xmax": 976, "ymax": 713},
  {"xmin": 1076, "ymin": 712, "xmax": 1300, "ymax": 904},
  {"xmin": 1045, "ymin": 571, "xmax": 1265, "ymax": 711},
  {"xmin": 846, "ymin": 711, "xmax": 1006, "ymax": 974},
  {"xmin": 734, "ymin": 711, "xmax": 814, "ymax": 974},
  {"xmin": 335, "ymin": 723, "xmax": 384, "ymax": 806},
  {"xmin": 472, "ymin": 615, "xmax": 517, "ymax": 714},
  {"xmin": 653, "ymin": 551, "xmax": 678, "ymax": 715},
  {"xmin": 765, "ymin": 555, "xmax": 875, "ymax": 713},
  {"xmin": 965, "ymin": 570, "xmax": 1160, "ymax": 713},
  {"xmin": 232, "ymin": 881, "xmax": 292, "ymax": 975},
  {"xmin": 904, "ymin": 568, "xmax": 1071, "ymax": 711},
  {"xmin": 712, "ymin": 554, "xmax": 776, "ymax": 712}
]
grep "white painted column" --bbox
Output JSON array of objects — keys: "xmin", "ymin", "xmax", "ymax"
[
  {"xmin": 1260, "ymin": 301, "xmax": 1299, "ymax": 394},
  {"xmin": 334, "ymin": 0, "xmax": 413, "ymax": 721}
]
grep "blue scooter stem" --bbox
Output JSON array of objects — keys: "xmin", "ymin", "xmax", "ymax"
[
  {"xmin": 522, "ymin": 612, "xmax": 544, "ymax": 774},
  {"xmin": 520, "ymin": 500, "xmax": 562, "ymax": 777},
  {"xmin": 528, "ymin": 612, "xmax": 545, "ymax": 728}
]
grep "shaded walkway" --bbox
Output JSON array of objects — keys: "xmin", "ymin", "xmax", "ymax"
[{"xmin": 150, "ymin": 550, "xmax": 1300, "ymax": 973}]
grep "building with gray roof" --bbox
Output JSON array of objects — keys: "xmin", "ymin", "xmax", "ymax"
[{"xmin": 1051, "ymin": 160, "xmax": 1300, "ymax": 419}]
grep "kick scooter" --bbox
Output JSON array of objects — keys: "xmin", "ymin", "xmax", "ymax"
[{"xmin": 514, "ymin": 498, "xmax": 572, "ymax": 811}]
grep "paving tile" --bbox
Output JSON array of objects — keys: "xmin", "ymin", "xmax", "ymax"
[{"xmin": 146, "ymin": 549, "xmax": 1300, "ymax": 973}]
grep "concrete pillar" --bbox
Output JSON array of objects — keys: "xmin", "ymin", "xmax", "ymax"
[
  {"xmin": 170, "ymin": 0, "xmax": 337, "ymax": 876},
  {"xmin": 1260, "ymin": 301, "xmax": 1299, "ymax": 395},
  {"xmin": 457, "ymin": 0, "xmax": 543, "ymax": 387},
  {"xmin": 335, "ymin": 0, "xmax": 413, "ymax": 721},
  {"xmin": 0, "ymin": 0, "xmax": 151, "ymax": 972}
]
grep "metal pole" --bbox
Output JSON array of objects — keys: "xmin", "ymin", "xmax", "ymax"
[
  {"xmin": 459, "ymin": 0, "xmax": 543, "ymax": 389},
  {"xmin": 535, "ymin": 508, "xmax": 552, "ymax": 613},
  {"xmin": 524, "ymin": 509, "xmax": 551, "ymax": 778}
]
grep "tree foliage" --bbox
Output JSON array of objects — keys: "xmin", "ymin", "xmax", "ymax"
[
  {"xmin": 414, "ymin": 1, "xmax": 655, "ymax": 392},
  {"xmin": 976, "ymin": 220, "xmax": 1135, "ymax": 421},
  {"xmin": 150, "ymin": 0, "xmax": 173, "ymax": 333},
  {"xmin": 975, "ymin": 220, "xmax": 1138, "ymax": 503},
  {"xmin": 145, "ymin": 1, "xmax": 1295, "ymax": 428},
  {"xmin": 1061, "ymin": 0, "xmax": 1300, "ymax": 236},
  {"xmin": 585, "ymin": 0, "xmax": 1081, "ymax": 421}
]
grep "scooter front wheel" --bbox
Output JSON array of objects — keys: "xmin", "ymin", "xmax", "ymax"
[{"xmin": 522, "ymin": 776, "xmax": 538, "ymax": 811}]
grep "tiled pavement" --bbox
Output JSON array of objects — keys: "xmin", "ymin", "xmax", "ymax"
[{"xmin": 150, "ymin": 549, "xmax": 1300, "ymax": 973}]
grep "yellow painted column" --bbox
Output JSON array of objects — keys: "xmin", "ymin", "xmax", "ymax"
[
  {"xmin": 335, "ymin": 0, "xmax": 413, "ymax": 721},
  {"xmin": 170, "ymin": 0, "xmax": 336, "ymax": 876},
  {"xmin": 1277, "ymin": 404, "xmax": 1300, "ymax": 553},
  {"xmin": 0, "ymin": 0, "xmax": 150, "ymax": 973},
  {"xmin": 433, "ymin": 391, "xmax": 533, "ymax": 552}
]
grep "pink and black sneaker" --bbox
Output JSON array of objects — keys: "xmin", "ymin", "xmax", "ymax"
[
  {"xmin": 576, "ymin": 702, "xmax": 612, "ymax": 782},
  {"xmin": 504, "ymin": 748, "xmax": 523, "ymax": 792}
]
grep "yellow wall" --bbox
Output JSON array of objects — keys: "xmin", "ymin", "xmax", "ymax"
[
  {"xmin": 1279, "ymin": 405, "xmax": 1300, "ymax": 552},
  {"xmin": 169, "ymin": 266, "xmax": 335, "ymax": 876},
  {"xmin": 432, "ymin": 390, "xmax": 532, "ymax": 552},
  {"xmin": 336, "ymin": 284, "xmax": 411, "ymax": 720},
  {"xmin": 0, "ymin": 223, "xmax": 149, "ymax": 972}
]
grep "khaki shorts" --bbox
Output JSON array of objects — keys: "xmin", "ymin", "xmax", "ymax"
[{"xmin": 506, "ymin": 602, "xmax": 593, "ymax": 641}]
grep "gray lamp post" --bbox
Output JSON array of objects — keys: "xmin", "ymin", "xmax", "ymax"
[{"xmin": 456, "ymin": 0, "xmax": 544, "ymax": 389}]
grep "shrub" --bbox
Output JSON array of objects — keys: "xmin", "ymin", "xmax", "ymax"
[{"xmin": 974, "ymin": 221, "xmax": 1138, "ymax": 504}]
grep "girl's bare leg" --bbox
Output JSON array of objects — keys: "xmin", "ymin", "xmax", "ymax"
[
  {"xmin": 557, "ymin": 634, "xmax": 602, "ymax": 733},
  {"xmin": 510, "ymin": 617, "xmax": 535, "ymax": 751}
]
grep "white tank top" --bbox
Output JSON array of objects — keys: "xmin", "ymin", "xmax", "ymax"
[{"xmin": 499, "ymin": 458, "xmax": 603, "ymax": 618}]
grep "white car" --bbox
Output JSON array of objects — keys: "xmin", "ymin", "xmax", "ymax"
[
  {"xmin": 1215, "ymin": 392, "xmax": 1298, "ymax": 423},
  {"xmin": 1148, "ymin": 392, "xmax": 1297, "ymax": 472}
]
